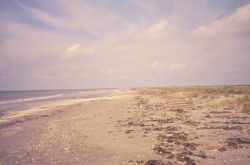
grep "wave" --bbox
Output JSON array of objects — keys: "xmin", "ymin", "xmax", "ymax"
[{"xmin": 0, "ymin": 94, "xmax": 63, "ymax": 105}]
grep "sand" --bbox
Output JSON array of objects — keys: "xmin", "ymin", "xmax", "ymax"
[{"xmin": 0, "ymin": 89, "xmax": 250, "ymax": 165}]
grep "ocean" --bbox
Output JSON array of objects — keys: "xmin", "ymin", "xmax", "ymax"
[{"xmin": 0, "ymin": 89, "xmax": 112, "ymax": 114}]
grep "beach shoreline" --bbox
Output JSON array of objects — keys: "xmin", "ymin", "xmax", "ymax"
[{"xmin": 1, "ymin": 88, "xmax": 250, "ymax": 165}]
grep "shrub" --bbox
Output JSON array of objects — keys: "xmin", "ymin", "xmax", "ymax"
[
  {"xmin": 201, "ymin": 95, "xmax": 208, "ymax": 99},
  {"xmin": 243, "ymin": 101, "xmax": 250, "ymax": 113}
]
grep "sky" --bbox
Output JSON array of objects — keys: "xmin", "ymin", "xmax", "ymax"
[{"xmin": 0, "ymin": 0, "xmax": 250, "ymax": 90}]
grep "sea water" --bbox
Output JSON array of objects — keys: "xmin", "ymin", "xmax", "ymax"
[{"xmin": 0, "ymin": 89, "xmax": 112, "ymax": 114}]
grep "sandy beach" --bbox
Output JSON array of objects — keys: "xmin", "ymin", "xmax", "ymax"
[{"xmin": 1, "ymin": 89, "xmax": 250, "ymax": 165}]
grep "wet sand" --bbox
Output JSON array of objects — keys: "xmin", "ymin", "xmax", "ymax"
[{"xmin": 0, "ymin": 89, "xmax": 250, "ymax": 165}]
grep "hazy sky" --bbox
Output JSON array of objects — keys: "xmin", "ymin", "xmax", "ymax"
[{"xmin": 1, "ymin": 0, "xmax": 250, "ymax": 90}]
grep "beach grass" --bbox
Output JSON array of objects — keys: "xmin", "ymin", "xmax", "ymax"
[{"xmin": 135, "ymin": 85, "xmax": 250, "ymax": 112}]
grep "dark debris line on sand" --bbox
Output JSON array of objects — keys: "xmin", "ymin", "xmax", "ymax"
[
  {"xmin": 117, "ymin": 96, "xmax": 201, "ymax": 165},
  {"xmin": 137, "ymin": 96, "xmax": 200, "ymax": 165},
  {"xmin": 117, "ymin": 90, "xmax": 250, "ymax": 165}
]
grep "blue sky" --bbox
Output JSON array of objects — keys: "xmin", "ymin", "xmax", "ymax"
[{"xmin": 0, "ymin": 0, "xmax": 250, "ymax": 90}]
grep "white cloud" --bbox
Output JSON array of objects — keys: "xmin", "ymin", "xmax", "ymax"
[
  {"xmin": 191, "ymin": 25, "xmax": 215, "ymax": 38},
  {"xmin": 63, "ymin": 43, "xmax": 96, "ymax": 58},
  {"xmin": 103, "ymin": 66, "xmax": 132, "ymax": 77},
  {"xmin": 192, "ymin": 4, "xmax": 250, "ymax": 38},
  {"xmin": 121, "ymin": 75, "xmax": 128, "ymax": 80},
  {"xmin": 169, "ymin": 63, "xmax": 185, "ymax": 70},
  {"xmin": 17, "ymin": 0, "xmax": 122, "ymax": 38},
  {"xmin": 143, "ymin": 19, "xmax": 170, "ymax": 39},
  {"xmin": 63, "ymin": 43, "xmax": 81, "ymax": 58},
  {"xmin": 151, "ymin": 61, "xmax": 167, "ymax": 71},
  {"xmin": 21, "ymin": 6, "xmax": 67, "ymax": 29},
  {"xmin": 30, "ymin": 73, "xmax": 54, "ymax": 81},
  {"xmin": 151, "ymin": 61, "xmax": 186, "ymax": 72},
  {"xmin": 58, "ymin": 0, "xmax": 121, "ymax": 37},
  {"xmin": 1, "ymin": 1, "xmax": 250, "ymax": 90},
  {"xmin": 105, "ymin": 67, "xmax": 116, "ymax": 76},
  {"xmin": 0, "ymin": 21, "xmax": 77, "ymax": 59}
]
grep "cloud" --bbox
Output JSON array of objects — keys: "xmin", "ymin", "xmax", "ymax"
[
  {"xmin": 151, "ymin": 61, "xmax": 186, "ymax": 72},
  {"xmin": 104, "ymin": 67, "xmax": 116, "ymax": 76},
  {"xmin": 0, "ymin": 20, "xmax": 78, "ymax": 60},
  {"xmin": 151, "ymin": 61, "xmax": 167, "ymax": 71},
  {"xmin": 121, "ymin": 75, "xmax": 128, "ymax": 80},
  {"xmin": 57, "ymin": 0, "xmax": 121, "ymax": 37},
  {"xmin": 192, "ymin": 4, "xmax": 250, "ymax": 38},
  {"xmin": 191, "ymin": 25, "xmax": 215, "ymax": 38},
  {"xmin": 1, "ymin": 1, "xmax": 250, "ymax": 90},
  {"xmin": 143, "ymin": 19, "xmax": 170, "ymax": 39},
  {"xmin": 63, "ymin": 43, "xmax": 86, "ymax": 58},
  {"xmin": 169, "ymin": 63, "xmax": 185, "ymax": 70},
  {"xmin": 30, "ymin": 73, "xmax": 53, "ymax": 81},
  {"xmin": 21, "ymin": 5, "xmax": 67, "ymax": 29},
  {"xmin": 62, "ymin": 43, "xmax": 96, "ymax": 58},
  {"xmin": 103, "ymin": 66, "xmax": 132, "ymax": 77}
]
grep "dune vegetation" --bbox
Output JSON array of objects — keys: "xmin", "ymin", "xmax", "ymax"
[{"xmin": 134, "ymin": 85, "xmax": 250, "ymax": 113}]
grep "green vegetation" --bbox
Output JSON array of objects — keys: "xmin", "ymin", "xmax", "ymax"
[
  {"xmin": 134, "ymin": 85, "xmax": 250, "ymax": 113},
  {"xmin": 140, "ymin": 85, "xmax": 250, "ymax": 97},
  {"xmin": 240, "ymin": 95, "xmax": 250, "ymax": 113},
  {"xmin": 243, "ymin": 101, "xmax": 250, "ymax": 113}
]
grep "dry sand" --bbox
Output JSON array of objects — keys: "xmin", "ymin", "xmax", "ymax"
[{"xmin": 0, "ymin": 89, "xmax": 250, "ymax": 165}]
